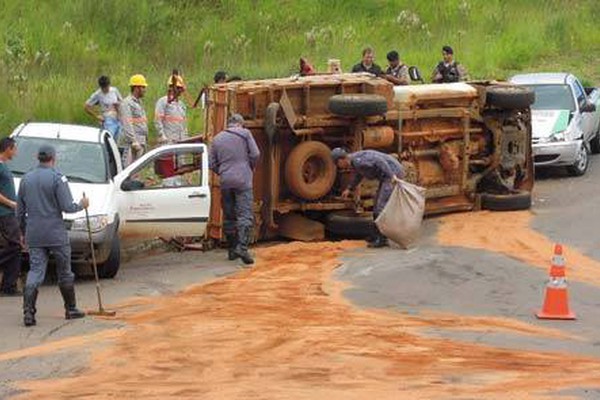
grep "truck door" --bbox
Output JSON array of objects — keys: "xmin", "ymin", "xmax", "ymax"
[
  {"xmin": 114, "ymin": 144, "xmax": 210, "ymax": 239},
  {"xmin": 574, "ymin": 79, "xmax": 595, "ymax": 142}
]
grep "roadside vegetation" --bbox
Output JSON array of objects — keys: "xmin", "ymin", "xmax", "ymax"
[{"xmin": 1, "ymin": 0, "xmax": 599, "ymax": 138}]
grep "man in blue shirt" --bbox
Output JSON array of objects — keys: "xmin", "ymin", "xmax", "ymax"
[
  {"xmin": 0, "ymin": 137, "xmax": 22, "ymax": 296},
  {"xmin": 17, "ymin": 145, "xmax": 89, "ymax": 327}
]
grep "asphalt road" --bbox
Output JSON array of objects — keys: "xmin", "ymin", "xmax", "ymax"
[{"xmin": 2, "ymin": 158, "xmax": 600, "ymax": 399}]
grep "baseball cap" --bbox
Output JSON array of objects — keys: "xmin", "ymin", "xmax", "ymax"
[{"xmin": 38, "ymin": 144, "xmax": 56, "ymax": 158}]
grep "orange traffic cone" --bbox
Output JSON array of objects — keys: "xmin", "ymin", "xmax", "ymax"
[{"xmin": 536, "ymin": 244, "xmax": 576, "ymax": 320}]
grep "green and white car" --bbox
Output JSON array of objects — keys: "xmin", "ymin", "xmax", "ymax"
[{"xmin": 510, "ymin": 73, "xmax": 600, "ymax": 176}]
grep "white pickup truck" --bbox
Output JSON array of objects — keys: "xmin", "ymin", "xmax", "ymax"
[
  {"xmin": 510, "ymin": 73, "xmax": 600, "ymax": 176},
  {"xmin": 8, "ymin": 123, "xmax": 211, "ymax": 278}
]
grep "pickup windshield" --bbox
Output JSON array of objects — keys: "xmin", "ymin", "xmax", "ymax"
[
  {"xmin": 524, "ymin": 84, "xmax": 576, "ymax": 112},
  {"xmin": 7, "ymin": 137, "xmax": 108, "ymax": 183}
]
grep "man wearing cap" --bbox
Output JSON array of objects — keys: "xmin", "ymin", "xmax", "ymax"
[
  {"xmin": 120, "ymin": 74, "xmax": 148, "ymax": 167},
  {"xmin": 0, "ymin": 137, "xmax": 22, "ymax": 296},
  {"xmin": 331, "ymin": 148, "xmax": 404, "ymax": 248},
  {"xmin": 17, "ymin": 145, "xmax": 89, "ymax": 327},
  {"xmin": 384, "ymin": 50, "xmax": 409, "ymax": 86},
  {"xmin": 209, "ymin": 114, "xmax": 260, "ymax": 265},
  {"xmin": 431, "ymin": 45, "xmax": 468, "ymax": 83}
]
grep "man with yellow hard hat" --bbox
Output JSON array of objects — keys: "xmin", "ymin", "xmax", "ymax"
[
  {"xmin": 155, "ymin": 70, "xmax": 188, "ymax": 146},
  {"xmin": 120, "ymin": 74, "xmax": 148, "ymax": 166}
]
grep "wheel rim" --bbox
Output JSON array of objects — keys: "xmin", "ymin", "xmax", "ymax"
[{"xmin": 576, "ymin": 146, "xmax": 588, "ymax": 172}]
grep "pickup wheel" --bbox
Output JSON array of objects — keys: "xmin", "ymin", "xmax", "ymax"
[
  {"xmin": 567, "ymin": 144, "xmax": 589, "ymax": 176},
  {"xmin": 486, "ymin": 85, "xmax": 535, "ymax": 109},
  {"xmin": 328, "ymin": 94, "xmax": 388, "ymax": 117},
  {"xmin": 97, "ymin": 236, "xmax": 121, "ymax": 279},
  {"xmin": 285, "ymin": 141, "xmax": 336, "ymax": 200},
  {"xmin": 481, "ymin": 190, "xmax": 532, "ymax": 211},
  {"xmin": 325, "ymin": 211, "xmax": 376, "ymax": 239}
]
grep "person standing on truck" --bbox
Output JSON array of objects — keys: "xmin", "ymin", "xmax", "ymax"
[
  {"xmin": 331, "ymin": 148, "xmax": 404, "ymax": 248},
  {"xmin": 0, "ymin": 138, "xmax": 22, "ymax": 297},
  {"xmin": 17, "ymin": 145, "xmax": 89, "ymax": 327},
  {"xmin": 431, "ymin": 45, "xmax": 468, "ymax": 83},
  {"xmin": 384, "ymin": 50, "xmax": 409, "ymax": 85},
  {"xmin": 209, "ymin": 114, "xmax": 260, "ymax": 266},
  {"xmin": 120, "ymin": 74, "xmax": 149, "ymax": 167},
  {"xmin": 84, "ymin": 75, "xmax": 123, "ymax": 141},
  {"xmin": 351, "ymin": 47, "xmax": 383, "ymax": 76}
]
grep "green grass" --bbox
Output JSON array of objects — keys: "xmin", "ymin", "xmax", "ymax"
[{"xmin": 1, "ymin": 0, "xmax": 599, "ymax": 138}]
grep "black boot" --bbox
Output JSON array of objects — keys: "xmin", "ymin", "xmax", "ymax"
[
  {"xmin": 225, "ymin": 233, "xmax": 239, "ymax": 261},
  {"xmin": 234, "ymin": 227, "xmax": 255, "ymax": 266},
  {"xmin": 367, "ymin": 227, "xmax": 388, "ymax": 248},
  {"xmin": 59, "ymin": 285, "xmax": 85, "ymax": 320},
  {"xmin": 23, "ymin": 286, "xmax": 38, "ymax": 327}
]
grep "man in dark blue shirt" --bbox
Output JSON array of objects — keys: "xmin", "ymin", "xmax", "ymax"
[
  {"xmin": 0, "ymin": 137, "xmax": 22, "ymax": 296},
  {"xmin": 17, "ymin": 145, "xmax": 89, "ymax": 327},
  {"xmin": 332, "ymin": 148, "xmax": 404, "ymax": 248}
]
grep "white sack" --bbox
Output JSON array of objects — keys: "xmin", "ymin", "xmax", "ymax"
[{"xmin": 375, "ymin": 180, "xmax": 426, "ymax": 249}]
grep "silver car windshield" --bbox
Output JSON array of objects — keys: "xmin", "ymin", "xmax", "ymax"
[
  {"xmin": 7, "ymin": 137, "xmax": 108, "ymax": 183},
  {"xmin": 526, "ymin": 84, "xmax": 576, "ymax": 112}
]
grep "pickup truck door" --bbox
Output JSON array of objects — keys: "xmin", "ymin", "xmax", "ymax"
[{"xmin": 114, "ymin": 144, "xmax": 210, "ymax": 239}]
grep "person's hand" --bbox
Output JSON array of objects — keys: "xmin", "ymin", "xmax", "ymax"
[
  {"xmin": 132, "ymin": 142, "xmax": 142, "ymax": 151},
  {"xmin": 19, "ymin": 235, "xmax": 25, "ymax": 249},
  {"xmin": 81, "ymin": 196, "xmax": 90, "ymax": 209},
  {"xmin": 392, "ymin": 175, "xmax": 402, "ymax": 184},
  {"xmin": 9, "ymin": 200, "xmax": 17, "ymax": 210},
  {"xmin": 97, "ymin": 115, "xmax": 104, "ymax": 123},
  {"xmin": 158, "ymin": 135, "xmax": 168, "ymax": 145},
  {"xmin": 341, "ymin": 188, "xmax": 352, "ymax": 199}
]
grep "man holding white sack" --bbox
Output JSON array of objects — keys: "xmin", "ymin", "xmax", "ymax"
[{"xmin": 331, "ymin": 148, "xmax": 404, "ymax": 248}]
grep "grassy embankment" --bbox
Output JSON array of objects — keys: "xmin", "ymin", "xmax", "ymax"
[{"xmin": 0, "ymin": 0, "xmax": 599, "ymax": 139}]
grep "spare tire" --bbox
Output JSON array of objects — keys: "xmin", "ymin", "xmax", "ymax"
[
  {"xmin": 481, "ymin": 190, "xmax": 532, "ymax": 211},
  {"xmin": 486, "ymin": 85, "xmax": 535, "ymax": 109},
  {"xmin": 328, "ymin": 94, "xmax": 388, "ymax": 116},
  {"xmin": 285, "ymin": 141, "xmax": 336, "ymax": 200}
]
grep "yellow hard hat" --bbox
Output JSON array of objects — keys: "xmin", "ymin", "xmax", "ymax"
[
  {"xmin": 129, "ymin": 74, "xmax": 148, "ymax": 87},
  {"xmin": 167, "ymin": 74, "xmax": 185, "ymax": 88}
]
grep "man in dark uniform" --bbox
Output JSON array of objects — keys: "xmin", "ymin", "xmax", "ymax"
[
  {"xmin": 351, "ymin": 47, "xmax": 383, "ymax": 76},
  {"xmin": 332, "ymin": 148, "xmax": 404, "ymax": 248},
  {"xmin": 17, "ymin": 145, "xmax": 89, "ymax": 327},
  {"xmin": 0, "ymin": 137, "xmax": 22, "ymax": 296},
  {"xmin": 431, "ymin": 45, "xmax": 468, "ymax": 83},
  {"xmin": 209, "ymin": 114, "xmax": 260, "ymax": 265},
  {"xmin": 384, "ymin": 50, "xmax": 409, "ymax": 86}
]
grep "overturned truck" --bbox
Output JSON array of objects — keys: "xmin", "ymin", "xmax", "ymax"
[{"xmin": 200, "ymin": 73, "xmax": 534, "ymax": 241}]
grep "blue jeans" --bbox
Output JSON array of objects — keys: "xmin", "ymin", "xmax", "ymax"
[
  {"xmin": 26, "ymin": 246, "xmax": 74, "ymax": 288},
  {"xmin": 103, "ymin": 116, "xmax": 121, "ymax": 142},
  {"xmin": 221, "ymin": 188, "xmax": 254, "ymax": 235}
]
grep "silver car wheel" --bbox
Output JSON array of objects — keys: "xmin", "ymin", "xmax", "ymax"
[{"xmin": 576, "ymin": 146, "xmax": 588, "ymax": 171}]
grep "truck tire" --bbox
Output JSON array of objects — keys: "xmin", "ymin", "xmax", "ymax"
[
  {"xmin": 481, "ymin": 190, "xmax": 532, "ymax": 211},
  {"xmin": 325, "ymin": 211, "xmax": 376, "ymax": 238},
  {"xmin": 97, "ymin": 236, "xmax": 121, "ymax": 279},
  {"xmin": 285, "ymin": 141, "xmax": 336, "ymax": 200},
  {"xmin": 486, "ymin": 86, "xmax": 535, "ymax": 109},
  {"xmin": 567, "ymin": 144, "xmax": 589, "ymax": 176},
  {"xmin": 328, "ymin": 94, "xmax": 388, "ymax": 117}
]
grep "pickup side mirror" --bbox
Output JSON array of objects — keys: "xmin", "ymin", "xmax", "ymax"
[
  {"xmin": 581, "ymin": 101, "xmax": 596, "ymax": 113},
  {"xmin": 409, "ymin": 66, "xmax": 424, "ymax": 83}
]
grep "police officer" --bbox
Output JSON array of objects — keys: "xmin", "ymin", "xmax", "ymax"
[
  {"xmin": 17, "ymin": 145, "xmax": 89, "ymax": 327},
  {"xmin": 331, "ymin": 148, "xmax": 404, "ymax": 248},
  {"xmin": 120, "ymin": 74, "xmax": 149, "ymax": 167},
  {"xmin": 431, "ymin": 45, "xmax": 468, "ymax": 83},
  {"xmin": 209, "ymin": 114, "xmax": 260, "ymax": 265}
]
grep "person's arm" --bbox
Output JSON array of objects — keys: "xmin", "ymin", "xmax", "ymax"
[
  {"xmin": 246, "ymin": 131, "xmax": 260, "ymax": 170},
  {"xmin": 0, "ymin": 192, "xmax": 16, "ymax": 209},
  {"xmin": 55, "ymin": 175, "xmax": 84, "ymax": 214},
  {"xmin": 373, "ymin": 156, "xmax": 395, "ymax": 181},
  {"xmin": 17, "ymin": 180, "xmax": 26, "ymax": 234},
  {"xmin": 84, "ymin": 92, "xmax": 102, "ymax": 122},
  {"xmin": 348, "ymin": 172, "xmax": 364, "ymax": 191},
  {"xmin": 119, "ymin": 101, "xmax": 136, "ymax": 145},
  {"xmin": 384, "ymin": 74, "xmax": 404, "ymax": 85},
  {"xmin": 154, "ymin": 99, "xmax": 167, "ymax": 143},
  {"xmin": 398, "ymin": 65, "xmax": 410, "ymax": 85},
  {"xmin": 208, "ymin": 143, "xmax": 218, "ymax": 174},
  {"xmin": 458, "ymin": 64, "xmax": 468, "ymax": 81},
  {"xmin": 431, "ymin": 64, "xmax": 443, "ymax": 83}
]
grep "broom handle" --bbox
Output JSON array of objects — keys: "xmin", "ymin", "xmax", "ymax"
[{"xmin": 84, "ymin": 193, "xmax": 104, "ymax": 312}]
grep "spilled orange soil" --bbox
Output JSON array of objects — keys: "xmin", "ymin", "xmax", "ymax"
[
  {"xmin": 438, "ymin": 211, "xmax": 600, "ymax": 286},
  {"xmin": 11, "ymin": 241, "xmax": 600, "ymax": 400}
]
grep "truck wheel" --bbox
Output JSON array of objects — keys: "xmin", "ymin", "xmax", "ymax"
[
  {"xmin": 325, "ymin": 211, "xmax": 376, "ymax": 238},
  {"xmin": 328, "ymin": 94, "xmax": 388, "ymax": 116},
  {"xmin": 590, "ymin": 130, "xmax": 600, "ymax": 154},
  {"xmin": 481, "ymin": 190, "xmax": 532, "ymax": 211},
  {"xmin": 285, "ymin": 141, "xmax": 336, "ymax": 200},
  {"xmin": 486, "ymin": 86, "xmax": 535, "ymax": 109},
  {"xmin": 97, "ymin": 236, "xmax": 121, "ymax": 279},
  {"xmin": 567, "ymin": 145, "xmax": 589, "ymax": 176}
]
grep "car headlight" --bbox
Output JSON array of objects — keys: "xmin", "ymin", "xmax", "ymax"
[
  {"xmin": 549, "ymin": 130, "xmax": 566, "ymax": 142},
  {"xmin": 71, "ymin": 215, "xmax": 109, "ymax": 233}
]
